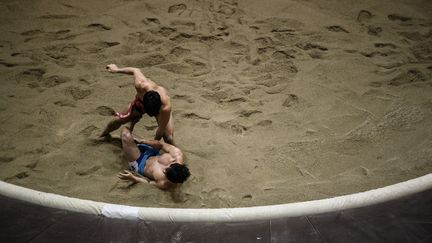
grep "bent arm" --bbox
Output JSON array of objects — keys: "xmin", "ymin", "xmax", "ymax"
[{"xmin": 138, "ymin": 140, "xmax": 183, "ymax": 164}]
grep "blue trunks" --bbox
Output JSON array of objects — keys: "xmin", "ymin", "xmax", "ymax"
[{"xmin": 128, "ymin": 144, "xmax": 160, "ymax": 175}]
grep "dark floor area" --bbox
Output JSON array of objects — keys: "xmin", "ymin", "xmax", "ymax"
[{"xmin": 1, "ymin": 189, "xmax": 431, "ymax": 243}]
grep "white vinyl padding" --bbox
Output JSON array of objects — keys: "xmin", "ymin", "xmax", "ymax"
[{"xmin": 1, "ymin": 173, "xmax": 431, "ymax": 222}]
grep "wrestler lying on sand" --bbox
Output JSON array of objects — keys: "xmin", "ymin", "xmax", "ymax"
[
  {"xmin": 100, "ymin": 64, "xmax": 174, "ymax": 145},
  {"xmin": 117, "ymin": 127, "xmax": 190, "ymax": 190}
]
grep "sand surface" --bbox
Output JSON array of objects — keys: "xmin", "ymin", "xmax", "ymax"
[{"xmin": 0, "ymin": 0, "xmax": 432, "ymax": 208}]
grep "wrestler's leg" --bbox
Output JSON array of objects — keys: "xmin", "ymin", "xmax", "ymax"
[
  {"xmin": 100, "ymin": 110, "xmax": 141, "ymax": 137},
  {"xmin": 120, "ymin": 127, "xmax": 141, "ymax": 162},
  {"xmin": 129, "ymin": 115, "xmax": 141, "ymax": 132}
]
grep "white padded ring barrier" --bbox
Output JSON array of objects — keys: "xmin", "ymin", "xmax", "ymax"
[{"xmin": 1, "ymin": 173, "xmax": 431, "ymax": 222}]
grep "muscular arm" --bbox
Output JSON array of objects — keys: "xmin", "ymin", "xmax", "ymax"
[
  {"xmin": 138, "ymin": 140, "xmax": 183, "ymax": 164},
  {"xmin": 106, "ymin": 64, "xmax": 153, "ymax": 90},
  {"xmin": 118, "ymin": 170, "xmax": 151, "ymax": 184},
  {"xmin": 155, "ymin": 105, "xmax": 171, "ymax": 140}
]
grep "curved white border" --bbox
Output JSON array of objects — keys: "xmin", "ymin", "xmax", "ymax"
[{"xmin": 1, "ymin": 173, "xmax": 431, "ymax": 222}]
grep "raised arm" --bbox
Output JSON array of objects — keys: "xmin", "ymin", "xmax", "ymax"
[{"xmin": 106, "ymin": 64, "xmax": 151, "ymax": 89}]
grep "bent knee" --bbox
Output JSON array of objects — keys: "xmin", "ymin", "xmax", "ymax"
[{"xmin": 121, "ymin": 128, "xmax": 133, "ymax": 142}]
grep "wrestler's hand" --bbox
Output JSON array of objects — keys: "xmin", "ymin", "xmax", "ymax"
[
  {"xmin": 118, "ymin": 170, "xmax": 137, "ymax": 182},
  {"xmin": 106, "ymin": 64, "xmax": 119, "ymax": 73}
]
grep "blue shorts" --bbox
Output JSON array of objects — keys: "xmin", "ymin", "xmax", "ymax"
[{"xmin": 128, "ymin": 144, "xmax": 160, "ymax": 175}]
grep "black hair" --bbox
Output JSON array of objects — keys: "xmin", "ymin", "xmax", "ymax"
[
  {"xmin": 143, "ymin": 91, "xmax": 161, "ymax": 117},
  {"xmin": 165, "ymin": 163, "xmax": 190, "ymax": 183}
]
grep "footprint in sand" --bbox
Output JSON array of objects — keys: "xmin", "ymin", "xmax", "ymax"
[
  {"xmin": 239, "ymin": 110, "xmax": 262, "ymax": 118},
  {"xmin": 170, "ymin": 32, "xmax": 222, "ymax": 45},
  {"xmin": 282, "ymin": 94, "xmax": 300, "ymax": 107},
  {"xmin": 367, "ymin": 26, "xmax": 382, "ymax": 36},
  {"xmin": 296, "ymin": 42, "xmax": 327, "ymax": 59},
  {"xmin": 255, "ymin": 36, "xmax": 274, "ymax": 46},
  {"xmin": 206, "ymin": 188, "xmax": 226, "ymax": 197},
  {"xmin": 85, "ymin": 41, "xmax": 120, "ymax": 53},
  {"xmin": 15, "ymin": 172, "xmax": 29, "ymax": 179},
  {"xmin": 0, "ymin": 60, "xmax": 18, "ymax": 67},
  {"xmin": 54, "ymin": 99, "xmax": 76, "ymax": 107},
  {"xmin": 79, "ymin": 125, "xmax": 98, "ymax": 137},
  {"xmin": 199, "ymin": 35, "xmax": 223, "ymax": 44},
  {"xmin": 51, "ymin": 29, "xmax": 74, "ymax": 41},
  {"xmin": 168, "ymin": 4, "xmax": 187, "ymax": 15},
  {"xmin": 64, "ymin": 86, "xmax": 93, "ymax": 100},
  {"xmin": 223, "ymin": 41, "xmax": 248, "ymax": 55},
  {"xmin": 216, "ymin": 121, "xmax": 248, "ymax": 135},
  {"xmin": 226, "ymin": 97, "xmax": 247, "ymax": 104},
  {"xmin": 326, "ymin": 25, "xmax": 349, "ymax": 33},
  {"xmin": 142, "ymin": 17, "xmax": 160, "ymax": 25},
  {"xmin": 101, "ymin": 40, "xmax": 120, "ymax": 48},
  {"xmin": 257, "ymin": 46, "xmax": 277, "ymax": 55},
  {"xmin": 173, "ymin": 94, "xmax": 195, "ymax": 103},
  {"xmin": 388, "ymin": 69, "xmax": 428, "ymax": 86},
  {"xmin": 170, "ymin": 46, "xmax": 191, "ymax": 58},
  {"xmin": 42, "ymin": 75, "xmax": 71, "ymax": 88},
  {"xmin": 399, "ymin": 31, "xmax": 430, "ymax": 41},
  {"xmin": 87, "ymin": 23, "xmax": 112, "ymax": 31},
  {"xmin": 25, "ymin": 161, "xmax": 39, "ymax": 169},
  {"xmin": 184, "ymin": 58, "xmax": 210, "ymax": 76},
  {"xmin": 96, "ymin": 106, "xmax": 116, "ymax": 116},
  {"xmin": 253, "ymin": 75, "xmax": 279, "ymax": 87},
  {"xmin": 357, "ymin": 10, "xmax": 373, "ymax": 23},
  {"xmin": 5, "ymin": 171, "xmax": 30, "ymax": 182},
  {"xmin": 271, "ymin": 50, "xmax": 296, "ymax": 61},
  {"xmin": 242, "ymin": 194, "xmax": 253, "ymax": 200},
  {"xmin": 16, "ymin": 68, "xmax": 46, "ymax": 88},
  {"xmin": 170, "ymin": 20, "xmax": 196, "ymax": 32},
  {"xmin": 158, "ymin": 26, "xmax": 176, "ymax": 37},
  {"xmin": 296, "ymin": 43, "xmax": 328, "ymax": 51},
  {"xmin": 170, "ymin": 33, "xmax": 193, "ymax": 42},
  {"xmin": 361, "ymin": 51, "xmax": 391, "ymax": 58},
  {"xmin": 257, "ymin": 120, "xmax": 273, "ymax": 126},
  {"xmin": 368, "ymin": 81, "xmax": 383, "ymax": 88},
  {"xmin": 411, "ymin": 42, "xmax": 432, "ymax": 62},
  {"xmin": 388, "ymin": 14, "xmax": 412, "ymax": 22},
  {"xmin": 374, "ymin": 43, "xmax": 397, "ymax": 49},
  {"xmin": 356, "ymin": 10, "xmax": 383, "ymax": 36},
  {"xmin": 0, "ymin": 155, "xmax": 14, "ymax": 163},
  {"xmin": 215, "ymin": 3, "xmax": 236, "ymax": 16},
  {"xmin": 76, "ymin": 165, "xmax": 101, "ymax": 176},
  {"xmin": 181, "ymin": 112, "xmax": 210, "ymax": 120},
  {"xmin": 21, "ymin": 29, "xmax": 44, "ymax": 36},
  {"xmin": 258, "ymin": 62, "xmax": 298, "ymax": 76},
  {"xmin": 44, "ymin": 44, "xmax": 79, "ymax": 67},
  {"xmin": 123, "ymin": 54, "xmax": 166, "ymax": 67},
  {"xmin": 22, "ymin": 29, "xmax": 74, "ymax": 42},
  {"xmin": 158, "ymin": 63, "xmax": 192, "ymax": 75}
]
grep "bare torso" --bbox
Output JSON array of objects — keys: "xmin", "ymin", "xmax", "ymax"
[
  {"xmin": 136, "ymin": 83, "xmax": 174, "ymax": 143},
  {"xmin": 143, "ymin": 153, "xmax": 177, "ymax": 188}
]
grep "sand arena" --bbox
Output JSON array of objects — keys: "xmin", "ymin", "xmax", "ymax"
[{"xmin": 0, "ymin": 0, "xmax": 431, "ymax": 208}]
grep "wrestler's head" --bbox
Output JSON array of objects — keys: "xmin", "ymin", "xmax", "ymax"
[
  {"xmin": 165, "ymin": 163, "xmax": 190, "ymax": 183},
  {"xmin": 143, "ymin": 91, "xmax": 161, "ymax": 117}
]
